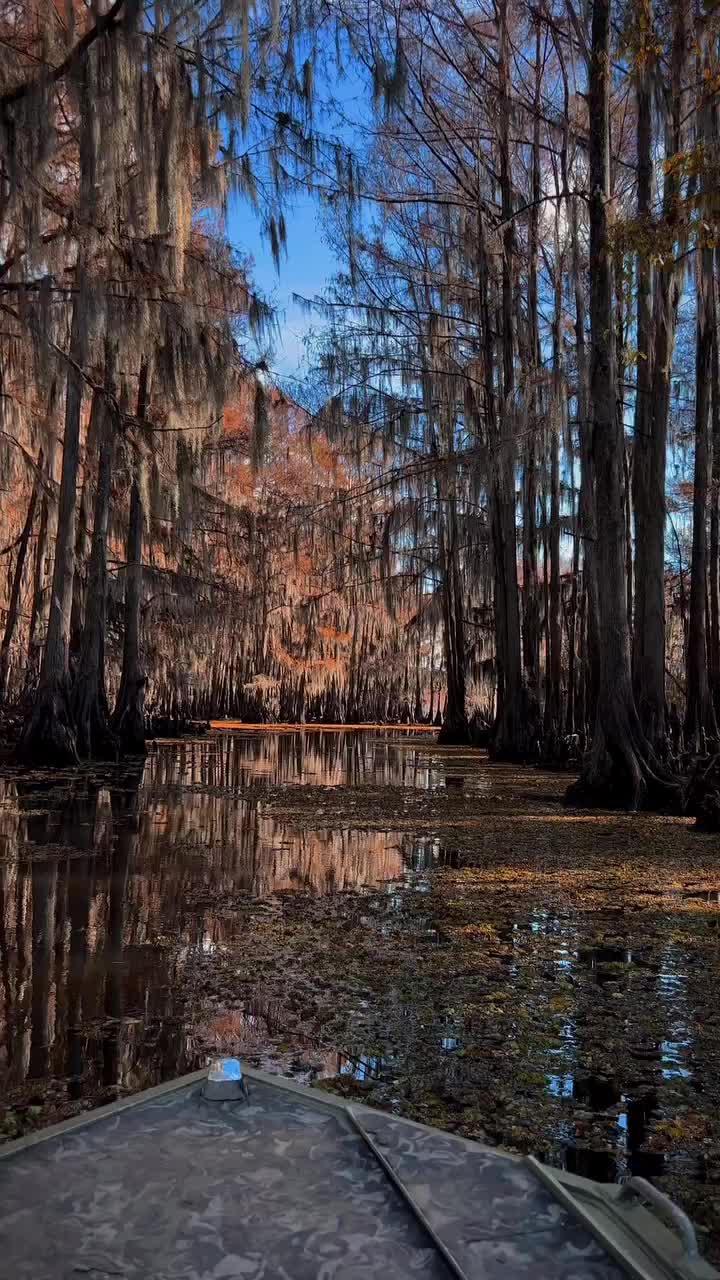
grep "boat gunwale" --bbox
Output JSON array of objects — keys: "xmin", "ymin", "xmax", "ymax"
[{"xmin": 0, "ymin": 1065, "xmax": 527, "ymax": 1162}]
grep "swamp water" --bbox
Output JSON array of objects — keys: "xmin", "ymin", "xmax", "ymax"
[{"xmin": 0, "ymin": 728, "xmax": 719, "ymax": 1255}]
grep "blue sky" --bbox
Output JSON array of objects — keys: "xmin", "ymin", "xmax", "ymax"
[
  {"xmin": 227, "ymin": 58, "xmax": 370, "ymax": 398},
  {"xmin": 230, "ymin": 188, "xmax": 339, "ymax": 393}
]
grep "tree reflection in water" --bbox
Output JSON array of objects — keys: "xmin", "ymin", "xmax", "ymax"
[{"xmin": 0, "ymin": 731, "xmax": 434, "ymax": 1112}]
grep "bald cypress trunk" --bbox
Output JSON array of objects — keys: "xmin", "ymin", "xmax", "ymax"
[
  {"xmin": 112, "ymin": 467, "xmax": 146, "ymax": 755},
  {"xmin": 522, "ymin": 21, "xmax": 542, "ymax": 704},
  {"xmin": 567, "ymin": 0, "xmax": 681, "ymax": 810},
  {"xmin": 631, "ymin": 33, "xmax": 658, "ymax": 737},
  {"xmin": 569, "ymin": 185, "xmax": 600, "ymax": 731},
  {"xmin": 437, "ymin": 485, "xmax": 469, "ymax": 744},
  {"xmin": 0, "ymin": 453, "xmax": 42, "ymax": 703},
  {"xmin": 710, "ymin": 251, "xmax": 720, "ymax": 718},
  {"xmin": 490, "ymin": 0, "xmax": 527, "ymax": 759},
  {"xmin": 686, "ymin": 148, "xmax": 717, "ymax": 747},
  {"xmin": 546, "ymin": 233, "xmax": 563, "ymax": 733},
  {"xmin": 555, "ymin": 32, "xmax": 598, "ymax": 735},
  {"xmin": 685, "ymin": 34, "xmax": 718, "ymax": 749},
  {"xmin": 632, "ymin": 2, "xmax": 685, "ymax": 750},
  {"xmin": 72, "ymin": 354, "xmax": 117, "ymax": 759},
  {"xmin": 17, "ymin": 298, "xmax": 85, "ymax": 766},
  {"xmin": 69, "ymin": 390, "xmax": 102, "ymax": 665},
  {"xmin": 112, "ymin": 363, "xmax": 150, "ymax": 756},
  {"xmin": 25, "ymin": 463, "xmax": 52, "ymax": 698}
]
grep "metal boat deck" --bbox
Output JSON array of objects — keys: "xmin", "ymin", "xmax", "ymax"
[{"xmin": 0, "ymin": 1068, "xmax": 714, "ymax": 1279}]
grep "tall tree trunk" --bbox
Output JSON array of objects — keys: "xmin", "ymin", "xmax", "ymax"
[
  {"xmin": 112, "ymin": 363, "xmax": 150, "ymax": 756},
  {"xmin": 685, "ymin": 50, "xmax": 718, "ymax": 748},
  {"xmin": 522, "ymin": 19, "xmax": 543, "ymax": 702},
  {"xmin": 112, "ymin": 466, "xmax": 147, "ymax": 754},
  {"xmin": 555, "ymin": 27, "xmax": 599, "ymax": 730},
  {"xmin": 632, "ymin": 0, "xmax": 684, "ymax": 748},
  {"xmin": 547, "ymin": 227, "xmax": 564, "ymax": 732},
  {"xmin": 72, "ymin": 347, "xmax": 117, "ymax": 760},
  {"xmin": 631, "ymin": 27, "xmax": 657, "ymax": 730},
  {"xmin": 69, "ymin": 390, "xmax": 102, "ymax": 666},
  {"xmin": 567, "ymin": 0, "xmax": 681, "ymax": 810},
  {"xmin": 710, "ymin": 250, "xmax": 720, "ymax": 718},
  {"xmin": 17, "ymin": 297, "xmax": 86, "ymax": 766},
  {"xmin": 571, "ymin": 187, "xmax": 600, "ymax": 729},
  {"xmin": 414, "ymin": 628, "xmax": 423, "ymax": 722},
  {"xmin": 437, "ymin": 487, "xmax": 469, "ymax": 743},
  {"xmin": 25, "ymin": 480, "xmax": 50, "ymax": 696},
  {"xmin": 489, "ymin": 0, "xmax": 527, "ymax": 758},
  {"xmin": 0, "ymin": 452, "xmax": 42, "ymax": 702},
  {"xmin": 566, "ymin": 444, "xmax": 581, "ymax": 734}
]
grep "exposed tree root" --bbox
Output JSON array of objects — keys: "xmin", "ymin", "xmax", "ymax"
[
  {"xmin": 537, "ymin": 727, "xmax": 584, "ymax": 771},
  {"xmin": 489, "ymin": 687, "xmax": 542, "ymax": 763},
  {"xmin": 694, "ymin": 794, "xmax": 720, "ymax": 832},
  {"xmin": 565, "ymin": 714, "xmax": 685, "ymax": 813},
  {"xmin": 686, "ymin": 754, "xmax": 720, "ymax": 831},
  {"xmin": 112, "ymin": 675, "xmax": 147, "ymax": 756},
  {"xmin": 72, "ymin": 682, "xmax": 118, "ymax": 761},
  {"xmin": 437, "ymin": 715, "xmax": 472, "ymax": 746},
  {"xmin": 16, "ymin": 684, "xmax": 80, "ymax": 768}
]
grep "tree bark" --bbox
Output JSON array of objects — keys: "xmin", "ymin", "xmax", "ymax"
[
  {"xmin": 489, "ymin": 0, "xmax": 528, "ymax": 759},
  {"xmin": 25, "ymin": 479, "xmax": 51, "ymax": 696},
  {"xmin": 112, "ymin": 362, "xmax": 150, "ymax": 756},
  {"xmin": 555, "ymin": 25, "xmax": 598, "ymax": 733},
  {"xmin": 437, "ymin": 485, "xmax": 470, "ymax": 744},
  {"xmin": 522, "ymin": 19, "xmax": 543, "ymax": 702},
  {"xmin": 0, "ymin": 452, "xmax": 42, "ymax": 703},
  {"xmin": 546, "ymin": 226, "xmax": 564, "ymax": 732},
  {"xmin": 685, "ymin": 66, "xmax": 718, "ymax": 748},
  {"xmin": 69, "ymin": 389, "xmax": 102, "ymax": 665},
  {"xmin": 710, "ymin": 250, "xmax": 720, "ymax": 718},
  {"xmin": 632, "ymin": 1, "xmax": 684, "ymax": 748},
  {"xmin": 24, "ymin": 390, "xmax": 58, "ymax": 697},
  {"xmin": 72, "ymin": 349, "xmax": 117, "ymax": 759},
  {"xmin": 112, "ymin": 466, "xmax": 147, "ymax": 754},
  {"xmin": 566, "ymin": 0, "xmax": 681, "ymax": 810},
  {"xmin": 571, "ymin": 191, "xmax": 600, "ymax": 730},
  {"xmin": 17, "ymin": 297, "xmax": 86, "ymax": 766}
]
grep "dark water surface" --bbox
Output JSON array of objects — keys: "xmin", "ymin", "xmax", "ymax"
[
  {"xmin": 0, "ymin": 729, "xmax": 453, "ymax": 1108},
  {"xmin": 0, "ymin": 728, "xmax": 716, "ymax": 1227}
]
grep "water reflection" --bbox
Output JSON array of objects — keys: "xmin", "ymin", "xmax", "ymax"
[
  {"xmin": 152, "ymin": 728, "xmax": 490, "ymax": 794},
  {"xmin": 0, "ymin": 730, "xmax": 710, "ymax": 1203},
  {"xmin": 0, "ymin": 732, "xmax": 463, "ymax": 1110}
]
